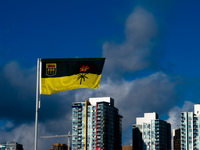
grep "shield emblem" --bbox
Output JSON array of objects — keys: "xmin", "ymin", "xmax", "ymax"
[{"xmin": 46, "ymin": 63, "xmax": 57, "ymax": 76}]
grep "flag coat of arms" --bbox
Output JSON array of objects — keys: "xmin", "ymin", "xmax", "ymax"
[{"xmin": 40, "ymin": 58, "xmax": 105, "ymax": 95}]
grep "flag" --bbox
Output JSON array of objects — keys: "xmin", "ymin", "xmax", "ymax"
[{"xmin": 40, "ymin": 58, "xmax": 105, "ymax": 95}]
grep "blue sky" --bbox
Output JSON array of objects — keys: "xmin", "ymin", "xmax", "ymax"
[{"xmin": 0, "ymin": 0, "xmax": 200, "ymax": 149}]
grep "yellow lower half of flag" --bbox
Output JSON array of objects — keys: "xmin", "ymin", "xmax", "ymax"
[{"xmin": 41, "ymin": 73, "xmax": 102, "ymax": 95}]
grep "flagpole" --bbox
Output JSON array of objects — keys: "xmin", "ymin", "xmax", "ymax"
[{"xmin": 34, "ymin": 58, "xmax": 41, "ymax": 150}]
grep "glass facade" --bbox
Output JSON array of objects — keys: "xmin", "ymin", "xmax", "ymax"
[{"xmin": 72, "ymin": 98, "xmax": 122, "ymax": 150}]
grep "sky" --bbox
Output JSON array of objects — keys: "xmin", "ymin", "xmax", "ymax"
[{"xmin": 0, "ymin": 0, "xmax": 200, "ymax": 149}]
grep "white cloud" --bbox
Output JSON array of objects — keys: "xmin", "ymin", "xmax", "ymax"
[
  {"xmin": 66, "ymin": 71, "xmax": 179, "ymax": 130},
  {"xmin": 0, "ymin": 123, "xmax": 35, "ymax": 149},
  {"xmin": 166, "ymin": 101, "xmax": 194, "ymax": 130},
  {"xmin": 103, "ymin": 6, "xmax": 158, "ymax": 74},
  {"xmin": 2, "ymin": 61, "xmax": 36, "ymax": 98},
  {"xmin": 1, "ymin": 121, "xmax": 14, "ymax": 130},
  {"xmin": 105, "ymin": 72, "xmax": 178, "ymax": 128},
  {"xmin": 59, "ymin": 71, "xmax": 179, "ymax": 146},
  {"xmin": 0, "ymin": 114, "xmax": 72, "ymax": 150}
]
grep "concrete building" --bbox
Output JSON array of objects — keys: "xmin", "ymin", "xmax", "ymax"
[
  {"xmin": 71, "ymin": 97, "xmax": 122, "ymax": 150},
  {"xmin": 173, "ymin": 128, "xmax": 181, "ymax": 150},
  {"xmin": 48, "ymin": 143, "xmax": 69, "ymax": 150},
  {"xmin": 181, "ymin": 104, "xmax": 200, "ymax": 150},
  {"xmin": 0, "ymin": 141, "xmax": 23, "ymax": 150},
  {"xmin": 132, "ymin": 112, "xmax": 171, "ymax": 150}
]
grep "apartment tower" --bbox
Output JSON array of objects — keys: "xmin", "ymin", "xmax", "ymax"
[
  {"xmin": 132, "ymin": 112, "xmax": 171, "ymax": 150},
  {"xmin": 71, "ymin": 97, "xmax": 122, "ymax": 150},
  {"xmin": 181, "ymin": 104, "xmax": 200, "ymax": 150}
]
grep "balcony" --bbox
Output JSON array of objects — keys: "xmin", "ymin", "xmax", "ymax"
[
  {"xmin": 193, "ymin": 117, "xmax": 198, "ymax": 121},
  {"xmin": 181, "ymin": 140, "xmax": 186, "ymax": 144},
  {"xmin": 181, "ymin": 136, "xmax": 185, "ymax": 139},
  {"xmin": 97, "ymin": 117, "xmax": 101, "ymax": 120},
  {"xmin": 181, "ymin": 139, "xmax": 186, "ymax": 142},
  {"xmin": 181, "ymin": 128, "xmax": 185, "ymax": 132},
  {"xmin": 181, "ymin": 144, "xmax": 186, "ymax": 148},
  {"xmin": 181, "ymin": 115, "xmax": 185, "ymax": 118}
]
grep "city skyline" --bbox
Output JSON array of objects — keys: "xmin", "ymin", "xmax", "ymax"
[{"xmin": 0, "ymin": 0, "xmax": 200, "ymax": 149}]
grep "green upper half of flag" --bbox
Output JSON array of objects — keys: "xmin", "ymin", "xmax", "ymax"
[{"xmin": 41, "ymin": 58, "xmax": 105, "ymax": 78}]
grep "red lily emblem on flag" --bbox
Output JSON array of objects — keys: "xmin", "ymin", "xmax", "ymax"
[{"xmin": 80, "ymin": 65, "xmax": 90, "ymax": 72}]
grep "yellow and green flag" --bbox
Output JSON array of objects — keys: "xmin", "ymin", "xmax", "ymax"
[{"xmin": 40, "ymin": 58, "xmax": 105, "ymax": 95}]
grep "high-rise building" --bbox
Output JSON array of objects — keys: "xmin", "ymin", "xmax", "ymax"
[
  {"xmin": 173, "ymin": 128, "xmax": 181, "ymax": 150},
  {"xmin": 71, "ymin": 97, "xmax": 122, "ymax": 150},
  {"xmin": 132, "ymin": 112, "xmax": 171, "ymax": 150},
  {"xmin": 181, "ymin": 104, "xmax": 200, "ymax": 150},
  {"xmin": 0, "ymin": 141, "xmax": 23, "ymax": 150}
]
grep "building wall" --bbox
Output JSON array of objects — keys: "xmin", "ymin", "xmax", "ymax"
[
  {"xmin": 72, "ymin": 97, "xmax": 122, "ymax": 150},
  {"xmin": 0, "ymin": 141, "xmax": 23, "ymax": 150},
  {"xmin": 132, "ymin": 125, "xmax": 143, "ymax": 150},
  {"xmin": 181, "ymin": 104, "xmax": 200, "ymax": 150},
  {"xmin": 48, "ymin": 143, "xmax": 68, "ymax": 150},
  {"xmin": 136, "ymin": 112, "xmax": 158, "ymax": 125},
  {"xmin": 132, "ymin": 113, "xmax": 171, "ymax": 150},
  {"xmin": 173, "ymin": 128, "xmax": 181, "ymax": 150}
]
